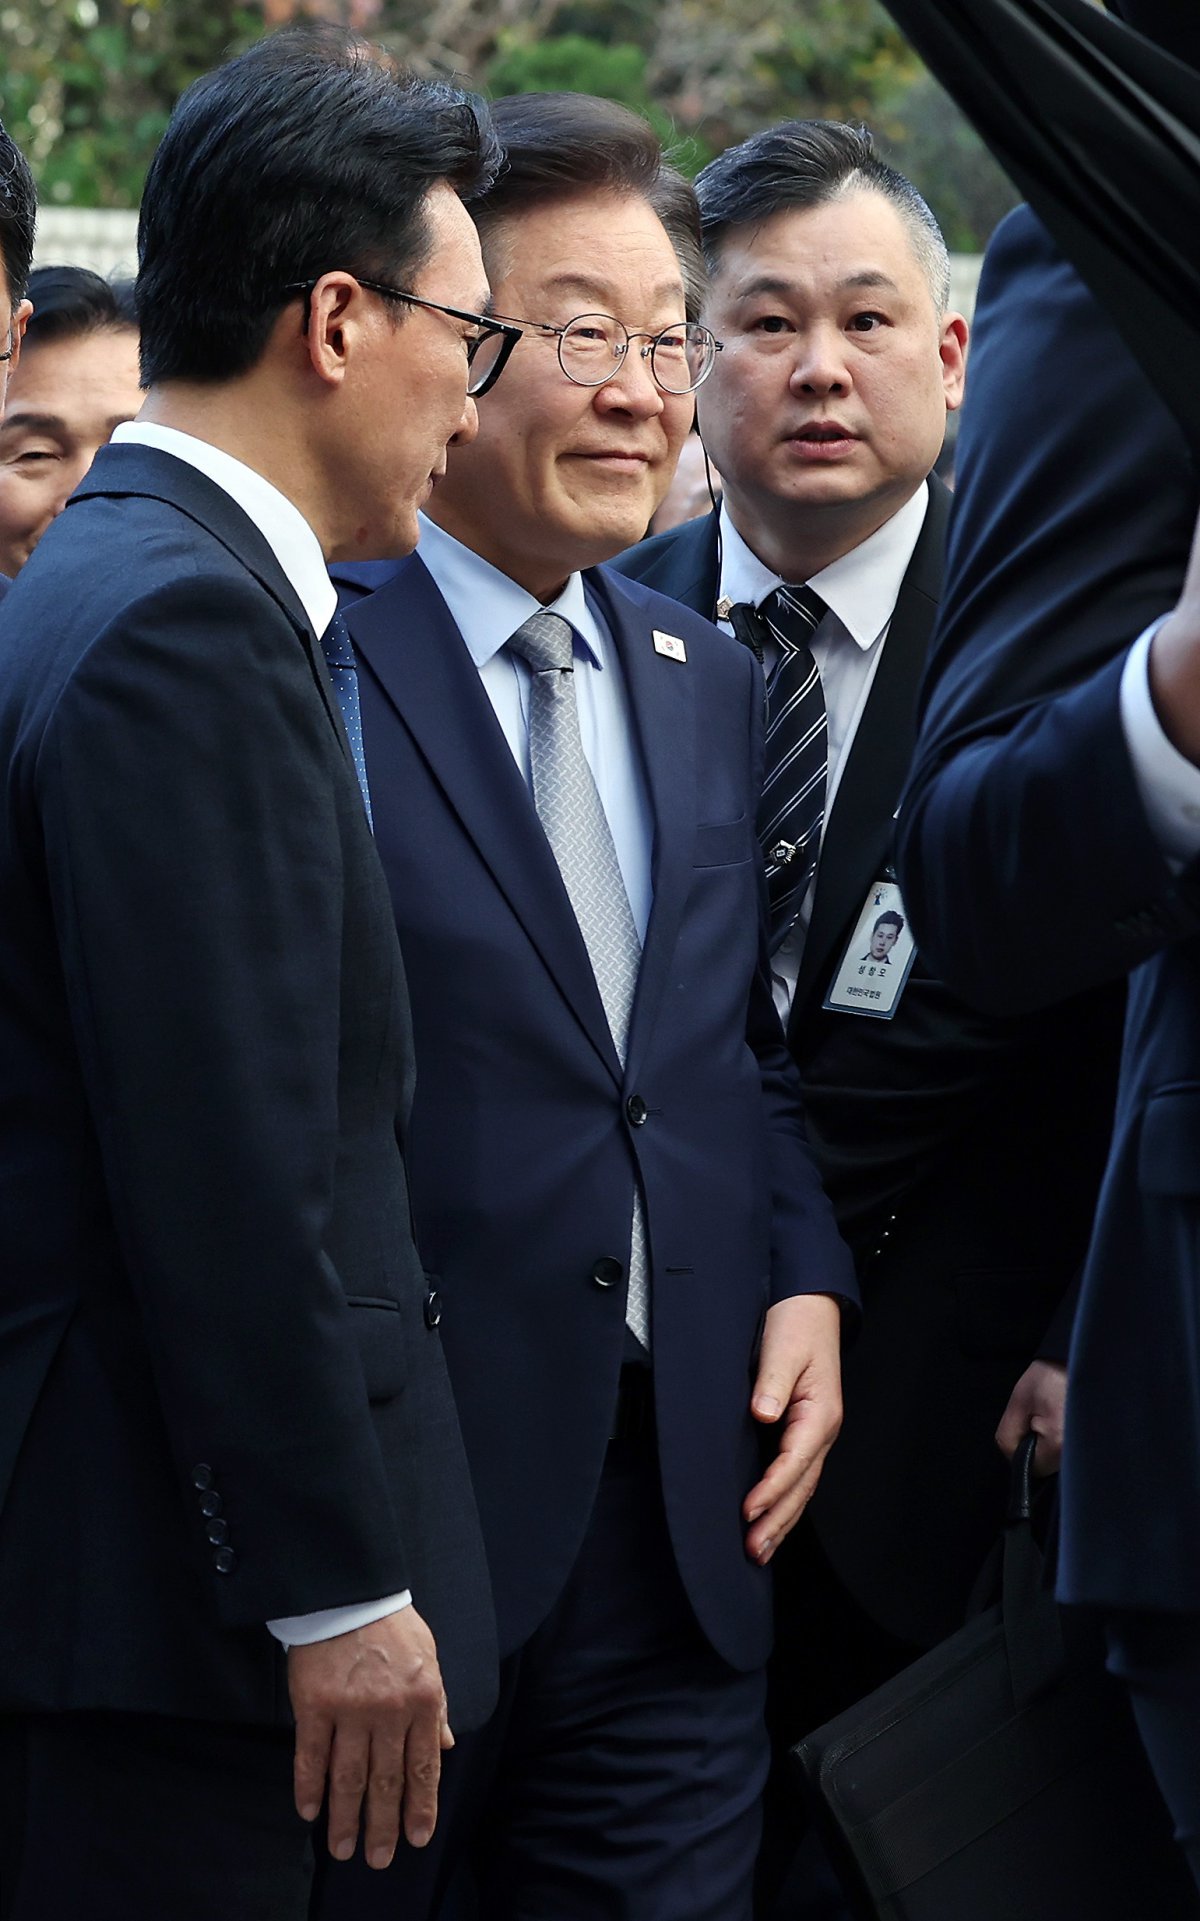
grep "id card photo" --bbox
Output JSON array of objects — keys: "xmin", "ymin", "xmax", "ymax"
[{"xmin": 823, "ymin": 877, "xmax": 917, "ymax": 1020}]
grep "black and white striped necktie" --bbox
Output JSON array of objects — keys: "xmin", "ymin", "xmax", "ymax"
[{"xmin": 731, "ymin": 585, "xmax": 828, "ymax": 951}]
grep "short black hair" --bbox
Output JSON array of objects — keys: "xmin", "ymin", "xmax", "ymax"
[
  {"xmin": 22, "ymin": 265, "xmax": 139, "ymax": 350},
  {"xmin": 477, "ymin": 93, "xmax": 706, "ymax": 321},
  {"xmin": 0, "ymin": 117, "xmax": 37, "ymax": 308},
  {"xmin": 873, "ymin": 910, "xmax": 905, "ymax": 933},
  {"xmin": 696, "ymin": 120, "xmax": 950, "ymax": 315},
  {"xmin": 137, "ymin": 25, "xmax": 500, "ymax": 385}
]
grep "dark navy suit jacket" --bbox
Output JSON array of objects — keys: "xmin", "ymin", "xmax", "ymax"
[
  {"xmin": 0, "ymin": 445, "xmax": 495, "ymax": 1729},
  {"xmin": 613, "ymin": 486, "xmax": 1124, "ymax": 1646},
  {"xmin": 340, "ymin": 552, "xmax": 856, "ymax": 1671},
  {"xmin": 898, "ymin": 207, "xmax": 1200, "ymax": 1613}
]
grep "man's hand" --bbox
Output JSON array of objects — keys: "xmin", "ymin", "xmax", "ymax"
[
  {"xmin": 289, "ymin": 1607, "xmax": 452, "ymax": 1871},
  {"xmin": 1147, "ymin": 501, "xmax": 1200, "ymax": 761},
  {"xmin": 743, "ymin": 1293, "xmax": 843, "ymax": 1566},
  {"xmin": 996, "ymin": 1359, "xmax": 1067, "ymax": 1476}
]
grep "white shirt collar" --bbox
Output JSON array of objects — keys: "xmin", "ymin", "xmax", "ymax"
[
  {"xmin": 718, "ymin": 480, "xmax": 930, "ymax": 651},
  {"xmin": 415, "ymin": 512, "xmax": 605, "ymax": 669},
  {"xmin": 111, "ymin": 421, "xmax": 337, "ymax": 639}
]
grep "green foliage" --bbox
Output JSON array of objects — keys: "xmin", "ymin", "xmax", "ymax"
[
  {"xmin": 0, "ymin": 0, "xmax": 1016, "ymax": 244},
  {"xmin": 485, "ymin": 32, "xmax": 713, "ymax": 173}
]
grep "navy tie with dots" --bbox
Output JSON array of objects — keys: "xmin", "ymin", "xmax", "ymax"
[{"xmin": 320, "ymin": 611, "xmax": 374, "ymax": 831}]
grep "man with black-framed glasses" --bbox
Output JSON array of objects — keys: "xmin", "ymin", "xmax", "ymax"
[
  {"xmin": 322, "ymin": 88, "xmax": 856, "ymax": 1921},
  {"xmin": 0, "ymin": 114, "xmax": 36, "ymax": 605},
  {"xmin": 0, "ymin": 30, "xmax": 505, "ymax": 1918}
]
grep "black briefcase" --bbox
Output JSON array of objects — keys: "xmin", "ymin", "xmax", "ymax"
[{"xmin": 792, "ymin": 1437, "xmax": 1199, "ymax": 1919}]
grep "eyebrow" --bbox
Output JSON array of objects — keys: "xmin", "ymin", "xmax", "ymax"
[
  {"xmin": 0, "ymin": 410, "xmax": 69, "ymax": 439},
  {"xmin": 730, "ymin": 269, "xmax": 903, "ymax": 301},
  {"xmin": 541, "ymin": 271, "xmax": 686, "ymax": 311},
  {"xmin": 0, "ymin": 408, "xmax": 137, "ymax": 441}
]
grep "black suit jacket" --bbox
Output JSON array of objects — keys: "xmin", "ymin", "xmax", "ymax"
[
  {"xmin": 899, "ymin": 208, "xmax": 1200, "ymax": 1614},
  {"xmin": 614, "ymin": 482, "xmax": 1124, "ymax": 1645},
  {"xmin": 0, "ymin": 443, "xmax": 495, "ymax": 1729}
]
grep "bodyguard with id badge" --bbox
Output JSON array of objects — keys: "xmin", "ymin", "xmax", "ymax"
[{"xmin": 824, "ymin": 872, "xmax": 918, "ymax": 1019}]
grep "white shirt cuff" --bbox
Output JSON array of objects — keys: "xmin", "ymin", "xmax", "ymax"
[
  {"xmin": 1120, "ymin": 621, "xmax": 1200, "ymax": 867},
  {"xmin": 266, "ymin": 1589, "xmax": 412, "ymax": 1649}
]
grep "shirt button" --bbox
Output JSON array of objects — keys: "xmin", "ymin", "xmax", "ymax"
[
  {"xmin": 191, "ymin": 1464, "xmax": 214, "ymax": 1492},
  {"xmin": 423, "ymin": 1289, "xmax": 443, "ymax": 1330},
  {"xmin": 199, "ymin": 1491, "xmax": 222, "ymax": 1518},
  {"xmin": 213, "ymin": 1547, "xmax": 236, "ymax": 1575},
  {"xmin": 626, "ymin": 1094, "xmax": 648, "ymax": 1126},
  {"xmin": 207, "ymin": 1520, "xmax": 230, "ymax": 1547}
]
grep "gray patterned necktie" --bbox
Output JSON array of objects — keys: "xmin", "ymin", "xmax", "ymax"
[{"xmin": 507, "ymin": 610, "xmax": 650, "ymax": 1349}]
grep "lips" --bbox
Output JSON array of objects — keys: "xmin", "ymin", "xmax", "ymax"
[{"xmin": 791, "ymin": 421, "xmax": 856, "ymax": 444}]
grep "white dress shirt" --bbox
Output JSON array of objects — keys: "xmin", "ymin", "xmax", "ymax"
[
  {"xmin": 1119, "ymin": 619, "xmax": 1200, "ymax": 867},
  {"xmin": 716, "ymin": 483, "xmax": 930, "ymax": 1018},
  {"xmin": 111, "ymin": 421, "xmax": 411, "ymax": 1649},
  {"xmin": 416, "ymin": 513, "xmax": 655, "ymax": 940}
]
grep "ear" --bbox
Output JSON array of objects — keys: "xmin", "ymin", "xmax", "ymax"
[
  {"xmin": 939, "ymin": 311, "xmax": 970, "ymax": 414},
  {"xmin": 302, "ymin": 274, "xmax": 360, "ymax": 391},
  {"xmin": 6, "ymin": 297, "xmax": 32, "ymax": 374}
]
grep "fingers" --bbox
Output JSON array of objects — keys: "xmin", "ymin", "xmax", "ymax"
[
  {"xmin": 325, "ymin": 1725, "xmax": 371, "ymax": 1863},
  {"xmin": 360, "ymin": 1728, "xmax": 406, "ymax": 1871},
  {"xmin": 400, "ymin": 1691, "xmax": 445, "ymax": 1851},
  {"xmin": 293, "ymin": 1711, "xmax": 334, "ymax": 1826},
  {"xmin": 743, "ymin": 1401, "xmax": 840, "ymax": 1565}
]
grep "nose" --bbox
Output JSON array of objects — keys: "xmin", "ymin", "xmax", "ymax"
[
  {"xmin": 595, "ymin": 344, "xmax": 664, "ymax": 419},
  {"xmin": 788, "ymin": 324, "xmax": 851, "ymax": 398},
  {"xmin": 450, "ymin": 393, "xmax": 479, "ymax": 447}
]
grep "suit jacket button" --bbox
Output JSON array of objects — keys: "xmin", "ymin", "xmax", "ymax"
[
  {"xmin": 207, "ymin": 1520, "xmax": 230, "ymax": 1546},
  {"xmin": 625, "ymin": 1094, "xmax": 648, "ymax": 1126},
  {"xmin": 199, "ymin": 1490, "xmax": 222, "ymax": 1518},
  {"xmin": 213, "ymin": 1547, "xmax": 236, "ymax": 1575},
  {"xmin": 423, "ymin": 1289, "xmax": 442, "ymax": 1330},
  {"xmin": 591, "ymin": 1257, "xmax": 624, "ymax": 1290},
  {"xmin": 191, "ymin": 1464, "xmax": 213, "ymax": 1492}
]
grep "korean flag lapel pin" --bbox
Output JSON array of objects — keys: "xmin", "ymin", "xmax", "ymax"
[{"xmin": 652, "ymin": 629, "xmax": 687, "ymax": 663}]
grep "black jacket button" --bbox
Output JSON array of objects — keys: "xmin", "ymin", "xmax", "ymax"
[
  {"xmin": 626, "ymin": 1094, "xmax": 648, "ymax": 1126},
  {"xmin": 199, "ymin": 1491, "xmax": 222, "ymax": 1518},
  {"xmin": 423, "ymin": 1290, "xmax": 442, "ymax": 1330},
  {"xmin": 213, "ymin": 1547, "xmax": 236, "ymax": 1575},
  {"xmin": 191, "ymin": 1464, "xmax": 213, "ymax": 1492},
  {"xmin": 207, "ymin": 1519, "xmax": 230, "ymax": 1547},
  {"xmin": 591, "ymin": 1257, "xmax": 624, "ymax": 1290}
]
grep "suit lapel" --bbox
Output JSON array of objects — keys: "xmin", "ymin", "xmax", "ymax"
[
  {"xmin": 587, "ymin": 569, "xmax": 697, "ymax": 1074},
  {"xmin": 790, "ymin": 480, "xmax": 951, "ymax": 1027},
  {"xmin": 347, "ymin": 556, "xmax": 623, "ymax": 1083}
]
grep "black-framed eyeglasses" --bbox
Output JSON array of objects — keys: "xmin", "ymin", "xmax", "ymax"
[
  {"xmin": 486, "ymin": 311, "xmax": 723, "ymax": 395},
  {"xmin": 282, "ymin": 277, "xmax": 522, "ymax": 397}
]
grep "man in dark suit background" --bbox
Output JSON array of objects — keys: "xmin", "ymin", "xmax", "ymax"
[
  {"xmin": 614, "ymin": 122, "xmax": 1126, "ymax": 1782},
  {"xmin": 894, "ymin": 109, "xmax": 1200, "ymax": 1913},
  {"xmin": 0, "ymin": 32, "xmax": 508, "ymax": 1916},
  {"xmin": 0, "ymin": 114, "xmax": 35, "ymax": 604},
  {"xmin": 322, "ymin": 93, "xmax": 857, "ymax": 1921}
]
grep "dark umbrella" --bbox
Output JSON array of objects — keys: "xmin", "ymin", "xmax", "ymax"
[{"xmin": 876, "ymin": 0, "xmax": 1200, "ymax": 448}]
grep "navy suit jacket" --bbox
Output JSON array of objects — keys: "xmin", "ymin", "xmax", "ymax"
[
  {"xmin": 0, "ymin": 445, "xmax": 495, "ymax": 1728},
  {"xmin": 898, "ymin": 207, "xmax": 1200, "ymax": 1613},
  {"xmin": 341, "ymin": 552, "xmax": 856, "ymax": 1671},
  {"xmin": 614, "ymin": 486, "xmax": 1124, "ymax": 1645}
]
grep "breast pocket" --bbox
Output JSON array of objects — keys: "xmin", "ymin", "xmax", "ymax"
[
  {"xmin": 1138, "ymin": 1087, "xmax": 1200, "ymax": 1196},
  {"xmin": 693, "ymin": 817, "xmax": 751, "ymax": 868},
  {"xmin": 346, "ymin": 1296, "xmax": 408, "ymax": 1403}
]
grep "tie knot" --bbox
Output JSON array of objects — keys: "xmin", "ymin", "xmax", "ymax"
[
  {"xmin": 508, "ymin": 610, "xmax": 575, "ymax": 675},
  {"xmin": 321, "ymin": 610, "xmax": 355, "ymax": 671},
  {"xmin": 764, "ymin": 583, "xmax": 826, "ymax": 654}
]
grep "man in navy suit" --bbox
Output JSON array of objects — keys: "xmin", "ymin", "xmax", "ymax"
[
  {"xmin": 323, "ymin": 92, "xmax": 856, "ymax": 1921},
  {"xmin": 0, "ymin": 113, "xmax": 35, "ymax": 605},
  {"xmin": 897, "ymin": 181, "xmax": 1200, "ymax": 1895},
  {"xmin": 0, "ymin": 33, "xmax": 508, "ymax": 1916}
]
